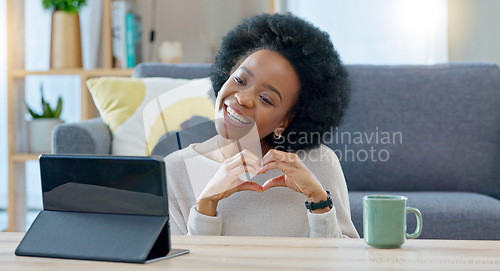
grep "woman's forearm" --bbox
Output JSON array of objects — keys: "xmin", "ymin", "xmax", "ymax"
[{"xmin": 196, "ymin": 198, "xmax": 219, "ymax": 217}]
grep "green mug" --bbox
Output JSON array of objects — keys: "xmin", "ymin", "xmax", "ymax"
[{"xmin": 363, "ymin": 195, "xmax": 423, "ymax": 248}]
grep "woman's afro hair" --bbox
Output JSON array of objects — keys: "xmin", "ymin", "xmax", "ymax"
[{"xmin": 210, "ymin": 13, "xmax": 350, "ymax": 152}]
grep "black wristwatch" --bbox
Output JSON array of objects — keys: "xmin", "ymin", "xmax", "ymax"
[{"xmin": 305, "ymin": 190, "xmax": 333, "ymax": 211}]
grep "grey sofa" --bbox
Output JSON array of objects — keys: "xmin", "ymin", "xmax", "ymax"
[{"xmin": 53, "ymin": 62, "xmax": 500, "ymax": 240}]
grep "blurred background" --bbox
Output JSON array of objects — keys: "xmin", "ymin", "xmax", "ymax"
[{"xmin": 1, "ymin": 0, "xmax": 499, "ymax": 231}]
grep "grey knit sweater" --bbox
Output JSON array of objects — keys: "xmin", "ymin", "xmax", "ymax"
[{"xmin": 164, "ymin": 143, "xmax": 359, "ymax": 238}]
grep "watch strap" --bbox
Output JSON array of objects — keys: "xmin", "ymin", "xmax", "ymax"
[{"xmin": 305, "ymin": 190, "xmax": 333, "ymax": 210}]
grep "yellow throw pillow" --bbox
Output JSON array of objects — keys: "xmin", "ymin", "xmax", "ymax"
[{"xmin": 87, "ymin": 77, "xmax": 215, "ymax": 155}]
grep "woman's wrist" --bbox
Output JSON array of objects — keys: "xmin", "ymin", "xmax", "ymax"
[
  {"xmin": 196, "ymin": 198, "xmax": 219, "ymax": 217},
  {"xmin": 307, "ymin": 189, "xmax": 328, "ymax": 203},
  {"xmin": 306, "ymin": 182, "xmax": 329, "ymax": 202},
  {"xmin": 306, "ymin": 189, "xmax": 331, "ymax": 214}
]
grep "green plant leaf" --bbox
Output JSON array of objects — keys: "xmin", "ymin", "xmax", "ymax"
[
  {"xmin": 40, "ymin": 84, "xmax": 47, "ymax": 111},
  {"xmin": 40, "ymin": 84, "xmax": 51, "ymax": 117},
  {"xmin": 27, "ymin": 104, "xmax": 42, "ymax": 119},
  {"xmin": 42, "ymin": 0, "xmax": 87, "ymax": 13},
  {"xmin": 54, "ymin": 97, "xmax": 63, "ymax": 118},
  {"xmin": 42, "ymin": 101, "xmax": 52, "ymax": 118},
  {"xmin": 33, "ymin": 83, "xmax": 63, "ymax": 118}
]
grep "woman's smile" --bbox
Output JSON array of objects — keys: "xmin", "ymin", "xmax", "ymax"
[{"xmin": 224, "ymin": 104, "xmax": 251, "ymax": 127}]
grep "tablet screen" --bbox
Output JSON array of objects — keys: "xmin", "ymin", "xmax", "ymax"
[{"xmin": 39, "ymin": 155, "xmax": 168, "ymax": 216}]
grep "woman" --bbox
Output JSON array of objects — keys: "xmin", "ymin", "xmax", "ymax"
[{"xmin": 165, "ymin": 13, "xmax": 359, "ymax": 238}]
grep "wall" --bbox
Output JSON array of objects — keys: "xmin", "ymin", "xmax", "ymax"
[
  {"xmin": 135, "ymin": 0, "xmax": 269, "ymax": 63},
  {"xmin": 448, "ymin": 0, "xmax": 500, "ymax": 65},
  {"xmin": 286, "ymin": 0, "xmax": 449, "ymax": 65},
  {"xmin": 0, "ymin": 0, "xmax": 7, "ymax": 220}
]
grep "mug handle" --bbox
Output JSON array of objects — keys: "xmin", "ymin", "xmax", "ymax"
[{"xmin": 406, "ymin": 207, "xmax": 423, "ymax": 239}]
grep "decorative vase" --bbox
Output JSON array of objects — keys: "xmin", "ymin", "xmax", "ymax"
[
  {"xmin": 28, "ymin": 118, "xmax": 64, "ymax": 153},
  {"xmin": 158, "ymin": 41, "xmax": 183, "ymax": 64},
  {"xmin": 50, "ymin": 10, "xmax": 82, "ymax": 69}
]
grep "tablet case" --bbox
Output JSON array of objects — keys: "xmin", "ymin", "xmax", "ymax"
[{"xmin": 15, "ymin": 155, "xmax": 189, "ymax": 263}]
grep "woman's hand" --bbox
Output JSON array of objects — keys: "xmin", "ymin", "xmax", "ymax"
[
  {"xmin": 197, "ymin": 149, "xmax": 263, "ymax": 216},
  {"xmin": 260, "ymin": 149, "xmax": 330, "ymax": 213}
]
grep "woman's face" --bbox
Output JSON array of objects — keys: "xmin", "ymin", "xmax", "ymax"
[{"xmin": 215, "ymin": 50, "xmax": 300, "ymax": 142}]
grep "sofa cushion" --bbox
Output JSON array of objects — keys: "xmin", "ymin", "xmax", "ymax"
[
  {"xmin": 349, "ymin": 191, "xmax": 500, "ymax": 240},
  {"xmin": 151, "ymin": 117, "xmax": 217, "ymax": 157},
  {"xmin": 332, "ymin": 63, "xmax": 500, "ymax": 199},
  {"xmin": 87, "ymin": 77, "xmax": 214, "ymax": 155}
]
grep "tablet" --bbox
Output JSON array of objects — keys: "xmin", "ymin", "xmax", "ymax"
[{"xmin": 16, "ymin": 154, "xmax": 189, "ymax": 264}]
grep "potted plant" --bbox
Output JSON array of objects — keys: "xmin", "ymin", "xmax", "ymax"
[
  {"xmin": 42, "ymin": 0, "xmax": 87, "ymax": 68},
  {"xmin": 27, "ymin": 84, "xmax": 64, "ymax": 153}
]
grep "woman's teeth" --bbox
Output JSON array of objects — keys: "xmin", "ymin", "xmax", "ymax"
[{"xmin": 226, "ymin": 106, "xmax": 250, "ymax": 124}]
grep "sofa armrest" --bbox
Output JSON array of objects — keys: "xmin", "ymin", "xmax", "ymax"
[{"xmin": 52, "ymin": 118, "xmax": 111, "ymax": 154}]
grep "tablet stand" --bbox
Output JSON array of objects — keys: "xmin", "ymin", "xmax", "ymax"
[{"xmin": 16, "ymin": 210, "xmax": 189, "ymax": 263}]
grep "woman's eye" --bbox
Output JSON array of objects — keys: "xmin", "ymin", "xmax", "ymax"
[
  {"xmin": 233, "ymin": 76, "xmax": 245, "ymax": 85},
  {"xmin": 260, "ymin": 95, "xmax": 274, "ymax": 106}
]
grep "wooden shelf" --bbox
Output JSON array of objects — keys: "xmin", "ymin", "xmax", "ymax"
[
  {"xmin": 11, "ymin": 68, "xmax": 133, "ymax": 78},
  {"xmin": 11, "ymin": 154, "xmax": 41, "ymax": 162},
  {"xmin": 6, "ymin": 0, "xmax": 131, "ymax": 232},
  {"xmin": 84, "ymin": 68, "xmax": 133, "ymax": 77}
]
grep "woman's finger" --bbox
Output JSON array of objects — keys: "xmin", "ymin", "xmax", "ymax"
[
  {"xmin": 220, "ymin": 180, "xmax": 263, "ymax": 199},
  {"xmin": 227, "ymin": 148, "xmax": 260, "ymax": 163},
  {"xmin": 261, "ymin": 174, "xmax": 286, "ymax": 190},
  {"xmin": 230, "ymin": 162, "xmax": 260, "ymax": 176},
  {"xmin": 260, "ymin": 152, "xmax": 298, "ymax": 174},
  {"xmin": 226, "ymin": 154, "xmax": 261, "ymax": 174},
  {"xmin": 261, "ymin": 149, "xmax": 293, "ymax": 166},
  {"xmin": 235, "ymin": 181, "xmax": 264, "ymax": 193},
  {"xmin": 225, "ymin": 148, "xmax": 260, "ymax": 165},
  {"xmin": 259, "ymin": 160, "xmax": 282, "ymax": 174}
]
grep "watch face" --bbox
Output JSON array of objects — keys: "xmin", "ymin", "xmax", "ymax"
[{"xmin": 39, "ymin": 154, "xmax": 168, "ymax": 216}]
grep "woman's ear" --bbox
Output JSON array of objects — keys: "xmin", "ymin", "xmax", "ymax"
[{"xmin": 276, "ymin": 117, "xmax": 293, "ymax": 134}]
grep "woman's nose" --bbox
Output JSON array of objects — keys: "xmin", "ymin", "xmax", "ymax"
[{"xmin": 235, "ymin": 90, "xmax": 255, "ymax": 108}]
